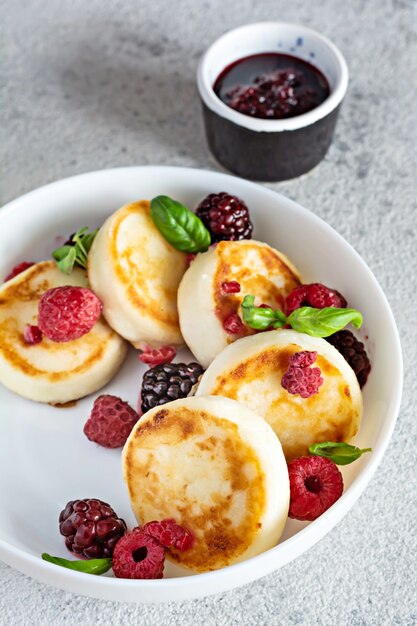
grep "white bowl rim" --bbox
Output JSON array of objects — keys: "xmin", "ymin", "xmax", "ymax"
[
  {"xmin": 0, "ymin": 165, "xmax": 403, "ymax": 602},
  {"xmin": 197, "ymin": 21, "xmax": 349, "ymax": 133}
]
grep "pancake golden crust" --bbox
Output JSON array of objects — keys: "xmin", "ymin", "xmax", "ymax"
[
  {"xmin": 177, "ymin": 240, "xmax": 302, "ymax": 367},
  {"xmin": 0, "ymin": 261, "xmax": 127, "ymax": 403},
  {"xmin": 122, "ymin": 396, "xmax": 289, "ymax": 572},
  {"xmin": 213, "ymin": 240, "xmax": 301, "ymax": 324},
  {"xmin": 196, "ymin": 330, "xmax": 363, "ymax": 461},
  {"xmin": 109, "ymin": 202, "xmax": 181, "ymax": 328},
  {"xmin": 88, "ymin": 201, "xmax": 187, "ymax": 348}
]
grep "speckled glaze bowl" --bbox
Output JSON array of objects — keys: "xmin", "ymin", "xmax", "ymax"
[{"xmin": 197, "ymin": 22, "xmax": 349, "ymax": 181}]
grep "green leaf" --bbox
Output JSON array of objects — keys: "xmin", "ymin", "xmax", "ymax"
[
  {"xmin": 309, "ymin": 441, "xmax": 372, "ymax": 465},
  {"xmin": 287, "ymin": 307, "xmax": 363, "ymax": 337},
  {"xmin": 80, "ymin": 231, "xmax": 97, "ymax": 253},
  {"xmin": 52, "ymin": 246, "xmax": 77, "ymax": 274},
  {"xmin": 52, "ymin": 227, "xmax": 98, "ymax": 274},
  {"xmin": 41, "ymin": 553, "xmax": 112, "ymax": 575},
  {"xmin": 241, "ymin": 295, "xmax": 287, "ymax": 330},
  {"xmin": 150, "ymin": 195, "xmax": 211, "ymax": 253}
]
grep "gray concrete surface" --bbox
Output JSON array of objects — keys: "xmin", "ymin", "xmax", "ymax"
[{"xmin": 1, "ymin": 0, "xmax": 416, "ymax": 624}]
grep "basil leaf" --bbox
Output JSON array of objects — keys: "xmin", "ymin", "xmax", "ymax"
[
  {"xmin": 52, "ymin": 246, "xmax": 77, "ymax": 275},
  {"xmin": 241, "ymin": 295, "xmax": 287, "ymax": 330},
  {"xmin": 150, "ymin": 195, "xmax": 211, "ymax": 253},
  {"xmin": 41, "ymin": 553, "xmax": 112, "ymax": 575},
  {"xmin": 309, "ymin": 441, "xmax": 372, "ymax": 465},
  {"xmin": 287, "ymin": 307, "xmax": 363, "ymax": 337}
]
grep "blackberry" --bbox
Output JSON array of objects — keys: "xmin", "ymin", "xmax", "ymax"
[
  {"xmin": 59, "ymin": 498, "xmax": 127, "ymax": 559},
  {"xmin": 195, "ymin": 192, "xmax": 253, "ymax": 243},
  {"xmin": 140, "ymin": 362, "xmax": 204, "ymax": 414},
  {"xmin": 326, "ymin": 330, "xmax": 371, "ymax": 388}
]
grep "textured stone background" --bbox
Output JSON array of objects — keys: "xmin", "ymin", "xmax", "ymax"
[{"xmin": 1, "ymin": 0, "xmax": 416, "ymax": 624}]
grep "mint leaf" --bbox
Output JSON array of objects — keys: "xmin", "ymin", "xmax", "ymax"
[
  {"xmin": 52, "ymin": 227, "xmax": 98, "ymax": 274},
  {"xmin": 287, "ymin": 307, "xmax": 363, "ymax": 337},
  {"xmin": 309, "ymin": 441, "xmax": 372, "ymax": 465},
  {"xmin": 150, "ymin": 195, "xmax": 211, "ymax": 253},
  {"xmin": 241, "ymin": 295, "xmax": 287, "ymax": 330},
  {"xmin": 41, "ymin": 553, "xmax": 112, "ymax": 575}
]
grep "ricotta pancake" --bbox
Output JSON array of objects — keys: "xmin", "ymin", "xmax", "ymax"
[
  {"xmin": 177, "ymin": 239, "xmax": 301, "ymax": 367},
  {"xmin": 0, "ymin": 261, "xmax": 127, "ymax": 403},
  {"xmin": 122, "ymin": 395, "xmax": 289, "ymax": 572},
  {"xmin": 88, "ymin": 200, "xmax": 187, "ymax": 348},
  {"xmin": 196, "ymin": 329, "xmax": 363, "ymax": 461}
]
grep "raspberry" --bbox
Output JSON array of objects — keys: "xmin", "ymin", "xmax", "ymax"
[
  {"xmin": 221, "ymin": 280, "xmax": 241, "ymax": 294},
  {"xmin": 83, "ymin": 395, "xmax": 140, "ymax": 448},
  {"xmin": 289, "ymin": 350, "xmax": 318, "ymax": 368},
  {"xmin": 142, "ymin": 518, "xmax": 194, "ymax": 551},
  {"xmin": 288, "ymin": 456, "xmax": 344, "ymax": 521},
  {"xmin": 140, "ymin": 362, "xmax": 204, "ymax": 414},
  {"xmin": 23, "ymin": 324, "xmax": 43, "ymax": 345},
  {"xmin": 112, "ymin": 529, "xmax": 165, "ymax": 579},
  {"xmin": 138, "ymin": 345, "xmax": 176, "ymax": 366},
  {"xmin": 59, "ymin": 499, "xmax": 127, "ymax": 558},
  {"xmin": 185, "ymin": 253, "xmax": 196, "ymax": 268},
  {"xmin": 38, "ymin": 286, "xmax": 102, "ymax": 342},
  {"xmin": 223, "ymin": 313, "xmax": 244, "ymax": 335},
  {"xmin": 4, "ymin": 261, "xmax": 34, "ymax": 282},
  {"xmin": 281, "ymin": 351, "xmax": 323, "ymax": 398},
  {"xmin": 286, "ymin": 283, "xmax": 347, "ymax": 315},
  {"xmin": 195, "ymin": 192, "xmax": 253, "ymax": 243},
  {"xmin": 326, "ymin": 330, "xmax": 371, "ymax": 388}
]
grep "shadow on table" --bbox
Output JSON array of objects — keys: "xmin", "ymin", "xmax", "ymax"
[{"xmin": 50, "ymin": 23, "xmax": 209, "ymax": 162}]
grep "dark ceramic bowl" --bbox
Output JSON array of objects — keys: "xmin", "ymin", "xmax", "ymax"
[{"xmin": 197, "ymin": 22, "xmax": 349, "ymax": 182}]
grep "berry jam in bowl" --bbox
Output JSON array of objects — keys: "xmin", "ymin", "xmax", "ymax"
[{"xmin": 197, "ymin": 22, "xmax": 348, "ymax": 181}]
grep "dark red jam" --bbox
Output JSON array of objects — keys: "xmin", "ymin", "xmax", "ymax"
[{"xmin": 214, "ymin": 53, "xmax": 330, "ymax": 120}]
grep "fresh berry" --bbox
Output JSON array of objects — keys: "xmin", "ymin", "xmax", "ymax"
[
  {"xmin": 59, "ymin": 499, "xmax": 127, "ymax": 559},
  {"xmin": 326, "ymin": 330, "xmax": 371, "ymax": 388},
  {"xmin": 290, "ymin": 351, "xmax": 317, "ymax": 368},
  {"xmin": 142, "ymin": 518, "xmax": 194, "ymax": 551},
  {"xmin": 4, "ymin": 261, "xmax": 34, "ymax": 282},
  {"xmin": 185, "ymin": 253, "xmax": 196, "ymax": 268},
  {"xmin": 63, "ymin": 232, "xmax": 77, "ymax": 246},
  {"xmin": 286, "ymin": 283, "xmax": 347, "ymax": 315},
  {"xmin": 288, "ymin": 455, "xmax": 344, "ymax": 521},
  {"xmin": 140, "ymin": 362, "xmax": 204, "ymax": 414},
  {"xmin": 195, "ymin": 192, "xmax": 253, "ymax": 243},
  {"xmin": 221, "ymin": 280, "xmax": 241, "ymax": 294},
  {"xmin": 112, "ymin": 528, "xmax": 165, "ymax": 579},
  {"xmin": 281, "ymin": 351, "xmax": 323, "ymax": 398},
  {"xmin": 223, "ymin": 313, "xmax": 244, "ymax": 335},
  {"xmin": 38, "ymin": 286, "xmax": 102, "ymax": 342},
  {"xmin": 139, "ymin": 345, "xmax": 176, "ymax": 367},
  {"xmin": 83, "ymin": 395, "xmax": 140, "ymax": 448},
  {"xmin": 23, "ymin": 324, "xmax": 43, "ymax": 345}
]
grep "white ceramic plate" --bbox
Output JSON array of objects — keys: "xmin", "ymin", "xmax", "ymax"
[{"xmin": 0, "ymin": 166, "xmax": 402, "ymax": 603}]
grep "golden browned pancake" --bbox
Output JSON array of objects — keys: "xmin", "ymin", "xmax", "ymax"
[
  {"xmin": 0, "ymin": 261, "xmax": 127, "ymax": 403},
  {"xmin": 88, "ymin": 201, "xmax": 187, "ymax": 348},
  {"xmin": 122, "ymin": 396, "xmax": 289, "ymax": 572},
  {"xmin": 178, "ymin": 240, "xmax": 301, "ymax": 367},
  {"xmin": 196, "ymin": 330, "xmax": 363, "ymax": 461}
]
